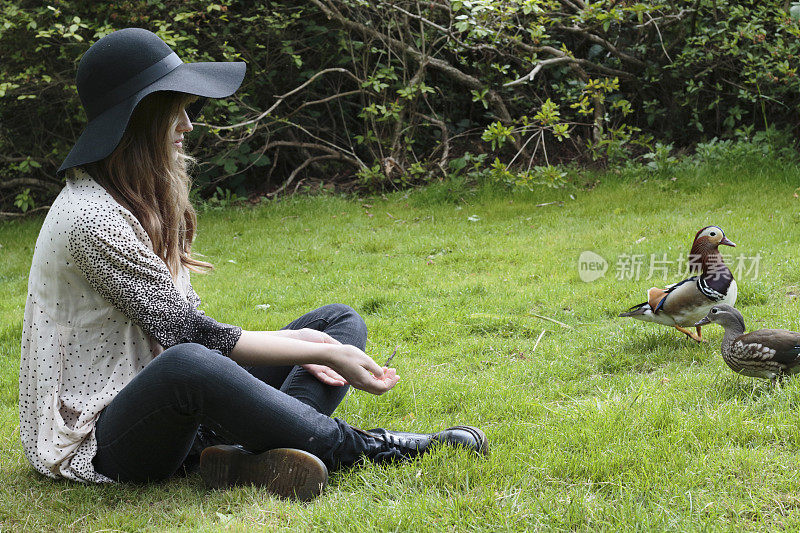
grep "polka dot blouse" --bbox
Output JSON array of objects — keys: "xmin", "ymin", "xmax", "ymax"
[{"xmin": 18, "ymin": 168, "xmax": 242, "ymax": 483}]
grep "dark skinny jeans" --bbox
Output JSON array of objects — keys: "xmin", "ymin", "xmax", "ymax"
[{"xmin": 93, "ymin": 304, "xmax": 385, "ymax": 482}]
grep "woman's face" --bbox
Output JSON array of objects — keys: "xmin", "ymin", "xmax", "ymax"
[{"xmin": 170, "ymin": 98, "xmax": 195, "ymax": 151}]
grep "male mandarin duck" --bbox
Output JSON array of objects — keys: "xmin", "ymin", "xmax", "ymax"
[
  {"xmin": 695, "ymin": 304, "xmax": 800, "ymax": 381},
  {"xmin": 618, "ymin": 226, "xmax": 737, "ymax": 342}
]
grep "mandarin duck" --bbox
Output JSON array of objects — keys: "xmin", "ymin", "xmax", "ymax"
[
  {"xmin": 618, "ymin": 226, "xmax": 737, "ymax": 342},
  {"xmin": 695, "ymin": 304, "xmax": 800, "ymax": 381}
]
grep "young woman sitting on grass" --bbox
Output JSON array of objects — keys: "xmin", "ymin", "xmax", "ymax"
[{"xmin": 18, "ymin": 28, "xmax": 487, "ymax": 500}]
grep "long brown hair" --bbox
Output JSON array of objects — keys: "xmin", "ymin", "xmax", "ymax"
[{"xmin": 86, "ymin": 91, "xmax": 211, "ymax": 276}]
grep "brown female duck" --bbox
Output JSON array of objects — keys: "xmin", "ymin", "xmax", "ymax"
[{"xmin": 696, "ymin": 304, "xmax": 800, "ymax": 381}]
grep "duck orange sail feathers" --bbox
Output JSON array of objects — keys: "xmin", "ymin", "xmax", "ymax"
[{"xmin": 618, "ymin": 226, "xmax": 738, "ymax": 342}]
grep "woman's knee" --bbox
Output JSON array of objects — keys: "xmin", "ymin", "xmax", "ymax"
[
  {"xmin": 323, "ymin": 303, "xmax": 367, "ymax": 342},
  {"xmin": 151, "ymin": 343, "xmax": 230, "ymax": 383},
  {"xmin": 317, "ymin": 303, "xmax": 354, "ymax": 315}
]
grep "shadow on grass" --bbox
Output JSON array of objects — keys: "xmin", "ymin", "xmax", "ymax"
[
  {"xmin": 360, "ymin": 295, "xmax": 392, "ymax": 315},
  {"xmin": 595, "ymin": 329, "xmax": 709, "ymax": 375},
  {"xmin": 711, "ymin": 375, "xmax": 778, "ymax": 403},
  {"xmin": 2, "ymin": 466, "xmax": 211, "ymax": 531}
]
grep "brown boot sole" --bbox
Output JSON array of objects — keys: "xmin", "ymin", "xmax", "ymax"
[{"xmin": 199, "ymin": 445, "xmax": 328, "ymax": 501}]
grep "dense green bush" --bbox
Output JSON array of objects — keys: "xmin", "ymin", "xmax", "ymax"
[{"xmin": 1, "ymin": 0, "xmax": 799, "ymax": 213}]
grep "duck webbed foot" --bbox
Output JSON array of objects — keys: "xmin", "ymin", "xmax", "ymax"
[{"xmin": 675, "ymin": 325, "xmax": 706, "ymax": 343}]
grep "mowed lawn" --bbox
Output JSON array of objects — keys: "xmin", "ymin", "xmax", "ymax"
[{"xmin": 1, "ymin": 156, "xmax": 800, "ymax": 531}]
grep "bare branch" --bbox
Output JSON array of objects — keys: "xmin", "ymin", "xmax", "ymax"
[
  {"xmin": 512, "ymin": 44, "xmax": 635, "ymax": 81},
  {"xmin": 552, "ymin": 25, "xmax": 646, "ymax": 68},
  {"xmin": 195, "ymin": 68, "xmax": 362, "ymax": 130},
  {"xmin": 295, "ymin": 90, "xmax": 363, "ymax": 111},
  {"xmin": 645, "ymin": 12, "xmax": 672, "ymax": 63},
  {"xmin": 382, "ymin": 2, "xmax": 450, "ymax": 37},
  {"xmin": 0, "ymin": 205, "xmax": 50, "ymax": 219},
  {"xmin": 271, "ymin": 123, "xmax": 366, "ymax": 168},
  {"xmin": 269, "ymin": 155, "xmax": 349, "ymax": 196},
  {"xmin": 415, "ymin": 112, "xmax": 449, "ymax": 177},
  {"xmin": 390, "ymin": 57, "xmax": 429, "ymax": 159},
  {"xmin": 262, "ymin": 140, "xmax": 360, "ymax": 166},
  {"xmin": 638, "ymin": 9, "xmax": 692, "ymax": 29},
  {"xmin": 378, "ymin": 0, "xmax": 499, "ymax": 57},
  {"xmin": 558, "ymin": 0, "xmax": 585, "ymax": 10},
  {"xmin": 311, "ymin": 0, "xmax": 514, "ymax": 123},
  {"xmin": 0, "ymin": 178, "xmax": 61, "ymax": 191},
  {"xmin": 0, "ymin": 155, "xmax": 38, "ymax": 163},
  {"xmin": 504, "ymin": 57, "xmax": 573, "ymax": 87}
]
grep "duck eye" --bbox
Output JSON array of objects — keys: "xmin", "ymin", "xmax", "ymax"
[
  {"xmin": 710, "ymin": 232, "xmax": 717, "ymax": 236},
  {"xmin": 711, "ymin": 308, "xmax": 718, "ymax": 314}
]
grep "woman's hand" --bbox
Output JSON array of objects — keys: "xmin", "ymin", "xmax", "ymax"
[
  {"xmin": 276, "ymin": 328, "xmax": 341, "ymax": 346},
  {"xmin": 274, "ymin": 329, "xmax": 348, "ymax": 385},
  {"xmin": 323, "ymin": 344, "xmax": 400, "ymax": 395},
  {"xmin": 301, "ymin": 363, "xmax": 348, "ymax": 386},
  {"xmin": 232, "ymin": 329, "xmax": 399, "ymax": 394},
  {"xmin": 274, "ymin": 329, "xmax": 398, "ymax": 393}
]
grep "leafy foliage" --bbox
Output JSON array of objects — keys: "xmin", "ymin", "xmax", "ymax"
[
  {"xmin": 13, "ymin": 188, "xmax": 35, "ymax": 212},
  {"xmin": 2, "ymin": 0, "xmax": 800, "ymax": 211}
]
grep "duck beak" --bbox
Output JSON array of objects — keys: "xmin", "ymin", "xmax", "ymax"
[
  {"xmin": 694, "ymin": 316, "xmax": 711, "ymax": 327},
  {"xmin": 720, "ymin": 237, "xmax": 736, "ymax": 247}
]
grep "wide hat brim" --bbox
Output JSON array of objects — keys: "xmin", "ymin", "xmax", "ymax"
[{"xmin": 58, "ymin": 61, "xmax": 245, "ymax": 176}]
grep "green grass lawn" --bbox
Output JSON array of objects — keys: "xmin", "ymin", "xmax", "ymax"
[{"xmin": 1, "ymin": 155, "xmax": 800, "ymax": 531}]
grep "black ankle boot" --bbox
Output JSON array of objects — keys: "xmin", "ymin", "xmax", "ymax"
[{"xmin": 359, "ymin": 425, "xmax": 488, "ymax": 463}]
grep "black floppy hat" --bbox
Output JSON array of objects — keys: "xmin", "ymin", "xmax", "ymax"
[{"xmin": 57, "ymin": 28, "xmax": 246, "ymax": 176}]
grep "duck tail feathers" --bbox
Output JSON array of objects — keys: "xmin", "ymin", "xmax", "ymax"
[{"xmin": 619, "ymin": 302, "xmax": 651, "ymax": 317}]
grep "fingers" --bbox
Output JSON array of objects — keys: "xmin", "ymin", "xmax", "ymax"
[
  {"xmin": 328, "ymin": 345, "xmax": 400, "ymax": 394},
  {"xmin": 377, "ymin": 367, "xmax": 396, "ymax": 381},
  {"xmin": 319, "ymin": 373, "xmax": 347, "ymax": 386},
  {"xmin": 321, "ymin": 367, "xmax": 347, "ymax": 385},
  {"xmin": 354, "ymin": 366, "xmax": 400, "ymax": 395},
  {"xmin": 308, "ymin": 329, "xmax": 342, "ymax": 345},
  {"xmin": 322, "ymin": 333, "xmax": 342, "ymax": 345},
  {"xmin": 314, "ymin": 367, "xmax": 346, "ymax": 386},
  {"xmin": 380, "ymin": 367, "xmax": 400, "ymax": 390},
  {"xmin": 361, "ymin": 354, "xmax": 384, "ymax": 379},
  {"xmin": 302, "ymin": 363, "xmax": 348, "ymax": 386}
]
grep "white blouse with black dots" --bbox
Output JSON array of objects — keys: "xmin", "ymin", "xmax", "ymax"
[{"xmin": 19, "ymin": 168, "xmax": 242, "ymax": 483}]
